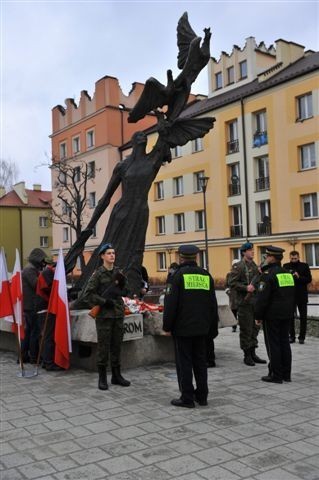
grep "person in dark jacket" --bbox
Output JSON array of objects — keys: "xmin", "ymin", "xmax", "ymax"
[
  {"xmin": 255, "ymin": 246, "xmax": 295, "ymax": 383},
  {"xmin": 83, "ymin": 243, "xmax": 130, "ymax": 390},
  {"xmin": 21, "ymin": 248, "xmax": 47, "ymax": 362},
  {"xmin": 283, "ymin": 251, "xmax": 312, "ymax": 344},
  {"xmin": 163, "ymin": 244, "xmax": 219, "ymax": 408}
]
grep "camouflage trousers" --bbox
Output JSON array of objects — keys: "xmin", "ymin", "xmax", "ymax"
[
  {"xmin": 237, "ymin": 303, "xmax": 260, "ymax": 351},
  {"xmin": 95, "ymin": 317, "xmax": 124, "ymax": 368}
]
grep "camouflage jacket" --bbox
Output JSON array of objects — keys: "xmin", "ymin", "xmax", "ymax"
[{"xmin": 228, "ymin": 259, "xmax": 259, "ymax": 306}]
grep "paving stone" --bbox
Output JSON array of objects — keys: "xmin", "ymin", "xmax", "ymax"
[
  {"xmin": 131, "ymin": 445, "xmax": 179, "ymax": 465},
  {"xmin": 69, "ymin": 447, "xmax": 110, "ymax": 465},
  {"xmin": 101, "ymin": 438, "xmax": 147, "ymax": 457},
  {"xmin": 49, "ymin": 440, "xmax": 83, "ymax": 455},
  {"xmin": 0, "ymin": 467, "xmax": 25, "ymax": 479},
  {"xmin": 47, "ymin": 454, "xmax": 79, "ymax": 471},
  {"xmin": 98, "ymin": 454, "xmax": 143, "ymax": 474},
  {"xmin": 54, "ymin": 463, "xmax": 107, "ymax": 479},
  {"xmin": 241, "ymin": 433, "xmax": 287, "ymax": 450},
  {"xmin": 198, "ymin": 464, "xmax": 241, "ymax": 479},
  {"xmin": 193, "ymin": 446, "xmax": 235, "ymax": 465},
  {"xmin": 157, "ymin": 454, "xmax": 208, "ymax": 476},
  {"xmin": 239, "ymin": 450, "xmax": 288, "ymax": 471},
  {"xmin": 254, "ymin": 467, "xmax": 306, "ymax": 479},
  {"xmin": 1, "ymin": 452, "xmax": 34, "ymax": 469},
  {"xmin": 111, "ymin": 425, "xmax": 148, "ymax": 440}
]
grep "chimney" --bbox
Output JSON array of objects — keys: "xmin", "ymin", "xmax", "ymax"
[
  {"xmin": 13, "ymin": 182, "xmax": 28, "ymax": 205},
  {"xmin": 33, "ymin": 184, "xmax": 42, "ymax": 191}
]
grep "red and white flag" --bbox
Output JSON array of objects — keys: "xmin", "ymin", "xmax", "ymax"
[
  {"xmin": 10, "ymin": 249, "xmax": 25, "ymax": 340},
  {"xmin": 0, "ymin": 248, "xmax": 13, "ymax": 320},
  {"xmin": 48, "ymin": 248, "xmax": 72, "ymax": 369}
]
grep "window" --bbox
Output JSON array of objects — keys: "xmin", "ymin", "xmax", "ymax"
[
  {"xmin": 156, "ymin": 216, "xmax": 166, "ymax": 235},
  {"xmin": 63, "ymin": 227, "xmax": 69, "ymax": 243},
  {"xmin": 40, "ymin": 236, "xmax": 48, "ymax": 248},
  {"xmin": 173, "ymin": 176, "xmax": 184, "ymax": 196},
  {"xmin": 227, "ymin": 120, "xmax": 239, "ymax": 154},
  {"xmin": 89, "ymin": 192, "xmax": 96, "ymax": 208},
  {"xmin": 174, "ymin": 213, "xmax": 185, "ymax": 233},
  {"xmin": 192, "ymin": 137, "xmax": 203, "ymax": 153},
  {"xmin": 60, "ymin": 142, "xmax": 67, "ymax": 159},
  {"xmin": 305, "ymin": 243, "xmax": 319, "ymax": 267},
  {"xmin": 74, "ymin": 166, "xmax": 81, "ymax": 182},
  {"xmin": 239, "ymin": 60, "xmax": 247, "ymax": 79},
  {"xmin": 39, "ymin": 216, "xmax": 48, "ymax": 228},
  {"xmin": 58, "ymin": 171, "xmax": 67, "ymax": 186},
  {"xmin": 300, "ymin": 143, "xmax": 316, "ymax": 170},
  {"xmin": 155, "ymin": 181, "xmax": 164, "ymax": 200},
  {"xmin": 157, "ymin": 252, "xmax": 167, "ymax": 271},
  {"xmin": 61, "ymin": 199, "xmax": 69, "ymax": 215},
  {"xmin": 302, "ymin": 193, "xmax": 318, "ymax": 218},
  {"xmin": 256, "ymin": 200, "xmax": 271, "ymax": 234},
  {"xmin": 171, "ymin": 146, "xmax": 182, "ymax": 158},
  {"xmin": 231, "ymin": 247, "xmax": 241, "ymax": 261},
  {"xmin": 195, "ymin": 210, "xmax": 205, "ymax": 230},
  {"xmin": 254, "ymin": 110, "xmax": 267, "ymax": 133},
  {"xmin": 255, "ymin": 156, "xmax": 270, "ymax": 191},
  {"xmin": 194, "ymin": 171, "xmax": 205, "ymax": 192},
  {"xmin": 229, "ymin": 163, "xmax": 240, "ymax": 195},
  {"xmin": 297, "ymin": 93, "xmax": 313, "ymax": 121},
  {"xmin": 215, "ymin": 72, "xmax": 222, "ymax": 89},
  {"xmin": 72, "ymin": 136, "xmax": 80, "ymax": 154},
  {"xmin": 91, "ymin": 225, "xmax": 97, "ymax": 238},
  {"xmin": 86, "ymin": 129, "xmax": 95, "ymax": 149},
  {"xmin": 227, "ymin": 66, "xmax": 234, "ymax": 84},
  {"xmin": 230, "ymin": 205, "xmax": 242, "ymax": 237},
  {"xmin": 198, "ymin": 250, "xmax": 207, "ymax": 269},
  {"xmin": 88, "ymin": 161, "xmax": 96, "ymax": 178}
]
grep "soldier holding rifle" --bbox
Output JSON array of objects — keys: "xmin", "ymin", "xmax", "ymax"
[{"xmin": 83, "ymin": 243, "xmax": 130, "ymax": 390}]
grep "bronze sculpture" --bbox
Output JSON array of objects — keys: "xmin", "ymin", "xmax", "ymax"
[{"xmin": 64, "ymin": 12, "xmax": 215, "ymax": 295}]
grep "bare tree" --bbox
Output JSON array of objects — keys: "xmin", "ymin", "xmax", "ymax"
[{"xmin": 0, "ymin": 159, "xmax": 19, "ymax": 190}]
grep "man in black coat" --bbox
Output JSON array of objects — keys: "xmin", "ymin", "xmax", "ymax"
[
  {"xmin": 255, "ymin": 246, "xmax": 295, "ymax": 383},
  {"xmin": 163, "ymin": 244, "xmax": 219, "ymax": 408},
  {"xmin": 283, "ymin": 251, "xmax": 312, "ymax": 344}
]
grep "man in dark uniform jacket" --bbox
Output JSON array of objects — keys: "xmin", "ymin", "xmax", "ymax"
[
  {"xmin": 163, "ymin": 244, "xmax": 219, "ymax": 408},
  {"xmin": 283, "ymin": 251, "xmax": 312, "ymax": 344},
  {"xmin": 255, "ymin": 246, "xmax": 295, "ymax": 383}
]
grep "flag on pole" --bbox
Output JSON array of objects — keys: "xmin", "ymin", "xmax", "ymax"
[
  {"xmin": 10, "ymin": 249, "xmax": 25, "ymax": 340},
  {"xmin": 47, "ymin": 248, "xmax": 72, "ymax": 369},
  {"xmin": 0, "ymin": 248, "xmax": 13, "ymax": 319}
]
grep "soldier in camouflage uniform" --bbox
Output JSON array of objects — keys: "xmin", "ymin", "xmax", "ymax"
[
  {"xmin": 229, "ymin": 242, "xmax": 266, "ymax": 366},
  {"xmin": 83, "ymin": 243, "xmax": 130, "ymax": 390}
]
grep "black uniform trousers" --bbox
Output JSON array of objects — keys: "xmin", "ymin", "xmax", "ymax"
[
  {"xmin": 263, "ymin": 317, "xmax": 292, "ymax": 381},
  {"xmin": 290, "ymin": 302, "xmax": 308, "ymax": 341},
  {"xmin": 174, "ymin": 335, "xmax": 208, "ymax": 404},
  {"xmin": 21, "ymin": 310, "xmax": 40, "ymax": 362},
  {"xmin": 38, "ymin": 312, "xmax": 56, "ymax": 367}
]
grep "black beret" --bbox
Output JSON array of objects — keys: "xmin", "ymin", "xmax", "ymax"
[
  {"xmin": 240, "ymin": 242, "xmax": 254, "ymax": 252},
  {"xmin": 98, "ymin": 243, "xmax": 113, "ymax": 255},
  {"xmin": 265, "ymin": 245, "xmax": 285, "ymax": 257},
  {"xmin": 178, "ymin": 244, "xmax": 200, "ymax": 257}
]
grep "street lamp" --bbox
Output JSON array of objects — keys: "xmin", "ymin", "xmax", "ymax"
[{"xmin": 199, "ymin": 176, "xmax": 210, "ymax": 272}]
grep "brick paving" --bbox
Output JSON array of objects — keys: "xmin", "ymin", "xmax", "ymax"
[{"xmin": 1, "ymin": 328, "xmax": 319, "ymax": 480}]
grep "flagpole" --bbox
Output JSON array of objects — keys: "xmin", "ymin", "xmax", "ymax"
[{"xmin": 35, "ymin": 309, "xmax": 50, "ymax": 375}]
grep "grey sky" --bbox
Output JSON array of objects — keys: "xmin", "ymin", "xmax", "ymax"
[{"xmin": 1, "ymin": 1, "xmax": 318, "ymax": 191}]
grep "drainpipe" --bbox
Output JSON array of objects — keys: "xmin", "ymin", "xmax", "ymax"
[
  {"xmin": 240, "ymin": 97, "xmax": 250, "ymax": 240},
  {"xmin": 18, "ymin": 207, "xmax": 23, "ymax": 262}
]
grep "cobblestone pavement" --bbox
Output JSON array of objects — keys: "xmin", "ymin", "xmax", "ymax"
[{"xmin": 1, "ymin": 329, "xmax": 319, "ymax": 480}]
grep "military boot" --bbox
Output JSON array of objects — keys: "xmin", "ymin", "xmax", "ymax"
[
  {"xmin": 111, "ymin": 367, "xmax": 131, "ymax": 387},
  {"xmin": 98, "ymin": 366, "xmax": 108, "ymax": 390},
  {"xmin": 243, "ymin": 349, "xmax": 255, "ymax": 366},
  {"xmin": 251, "ymin": 348, "xmax": 267, "ymax": 364}
]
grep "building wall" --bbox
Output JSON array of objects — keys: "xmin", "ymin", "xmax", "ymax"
[
  {"xmin": 0, "ymin": 207, "xmax": 21, "ymax": 271},
  {"xmin": 21, "ymin": 208, "xmax": 52, "ymax": 264}
]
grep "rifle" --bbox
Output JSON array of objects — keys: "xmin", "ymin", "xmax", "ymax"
[{"xmin": 88, "ymin": 270, "xmax": 126, "ymax": 319}]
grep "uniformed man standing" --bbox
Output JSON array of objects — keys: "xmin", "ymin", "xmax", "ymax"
[
  {"xmin": 255, "ymin": 246, "xmax": 295, "ymax": 383},
  {"xmin": 163, "ymin": 244, "xmax": 219, "ymax": 408},
  {"xmin": 229, "ymin": 242, "xmax": 266, "ymax": 366}
]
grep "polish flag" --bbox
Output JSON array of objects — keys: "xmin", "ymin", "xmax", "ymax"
[
  {"xmin": 48, "ymin": 248, "xmax": 72, "ymax": 369},
  {"xmin": 10, "ymin": 249, "xmax": 25, "ymax": 340},
  {"xmin": 0, "ymin": 248, "xmax": 13, "ymax": 319}
]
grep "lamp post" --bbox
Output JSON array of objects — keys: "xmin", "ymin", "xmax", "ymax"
[{"xmin": 199, "ymin": 176, "xmax": 210, "ymax": 272}]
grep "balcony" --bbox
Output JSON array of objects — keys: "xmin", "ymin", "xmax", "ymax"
[
  {"xmin": 253, "ymin": 131, "xmax": 268, "ymax": 148},
  {"xmin": 257, "ymin": 221, "xmax": 272, "ymax": 235},
  {"xmin": 230, "ymin": 225, "xmax": 243, "ymax": 237},
  {"xmin": 227, "ymin": 139, "xmax": 239, "ymax": 154},
  {"xmin": 228, "ymin": 183, "xmax": 241, "ymax": 196},
  {"xmin": 255, "ymin": 176, "xmax": 270, "ymax": 191}
]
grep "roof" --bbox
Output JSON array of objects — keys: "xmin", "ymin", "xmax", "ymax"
[{"xmin": 0, "ymin": 189, "xmax": 52, "ymax": 208}]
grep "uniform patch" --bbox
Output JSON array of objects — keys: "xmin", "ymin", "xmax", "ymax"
[
  {"xmin": 258, "ymin": 282, "xmax": 266, "ymax": 291},
  {"xmin": 183, "ymin": 274, "xmax": 210, "ymax": 290},
  {"xmin": 276, "ymin": 273, "xmax": 294, "ymax": 287},
  {"xmin": 166, "ymin": 284, "xmax": 172, "ymax": 295}
]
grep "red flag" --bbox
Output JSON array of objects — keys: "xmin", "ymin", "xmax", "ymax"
[
  {"xmin": 48, "ymin": 249, "xmax": 72, "ymax": 369},
  {"xmin": 0, "ymin": 248, "xmax": 13, "ymax": 319},
  {"xmin": 10, "ymin": 249, "xmax": 25, "ymax": 340}
]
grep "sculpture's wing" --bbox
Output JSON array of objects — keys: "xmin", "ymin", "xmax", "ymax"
[
  {"xmin": 177, "ymin": 12, "xmax": 197, "ymax": 69},
  {"xmin": 128, "ymin": 77, "xmax": 169, "ymax": 123},
  {"xmin": 162, "ymin": 117, "xmax": 215, "ymax": 148}
]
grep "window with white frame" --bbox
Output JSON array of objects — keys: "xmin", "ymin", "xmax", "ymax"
[
  {"xmin": 198, "ymin": 250, "xmax": 207, "ymax": 269},
  {"xmin": 301, "ymin": 193, "xmax": 318, "ymax": 218},
  {"xmin": 156, "ymin": 216, "xmax": 166, "ymax": 235},
  {"xmin": 88, "ymin": 161, "xmax": 95, "ymax": 178},
  {"xmin": 192, "ymin": 137, "xmax": 203, "ymax": 153},
  {"xmin": 239, "ymin": 60, "xmax": 247, "ymax": 79},
  {"xmin": 254, "ymin": 110, "xmax": 267, "ymax": 133},
  {"xmin": 89, "ymin": 192, "xmax": 96, "ymax": 208},
  {"xmin": 40, "ymin": 236, "xmax": 48, "ymax": 248},
  {"xmin": 155, "ymin": 181, "xmax": 164, "ymax": 200},
  {"xmin": 174, "ymin": 213, "xmax": 185, "ymax": 233},
  {"xmin": 297, "ymin": 93, "xmax": 313, "ymax": 121},
  {"xmin": 195, "ymin": 210, "xmax": 205, "ymax": 230},
  {"xmin": 74, "ymin": 166, "xmax": 81, "ymax": 182},
  {"xmin": 173, "ymin": 176, "xmax": 184, "ymax": 196},
  {"xmin": 39, "ymin": 216, "xmax": 48, "ymax": 228},
  {"xmin": 231, "ymin": 247, "xmax": 241, "ymax": 261},
  {"xmin": 305, "ymin": 243, "xmax": 319, "ymax": 267},
  {"xmin": 86, "ymin": 129, "xmax": 95, "ymax": 149},
  {"xmin": 91, "ymin": 225, "xmax": 97, "ymax": 237},
  {"xmin": 61, "ymin": 199, "xmax": 69, "ymax": 215},
  {"xmin": 227, "ymin": 120, "xmax": 239, "ymax": 154},
  {"xmin": 72, "ymin": 136, "xmax": 80, "ymax": 154},
  {"xmin": 171, "ymin": 146, "xmax": 182, "ymax": 158},
  {"xmin": 60, "ymin": 142, "xmax": 67, "ymax": 159},
  {"xmin": 194, "ymin": 171, "xmax": 205, "ymax": 192},
  {"xmin": 257, "ymin": 200, "xmax": 271, "ymax": 222},
  {"xmin": 215, "ymin": 72, "xmax": 222, "ymax": 89},
  {"xmin": 300, "ymin": 143, "xmax": 316, "ymax": 170},
  {"xmin": 227, "ymin": 66, "xmax": 234, "ymax": 84},
  {"xmin": 157, "ymin": 252, "xmax": 167, "ymax": 271},
  {"xmin": 63, "ymin": 227, "xmax": 69, "ymax": 243}
]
